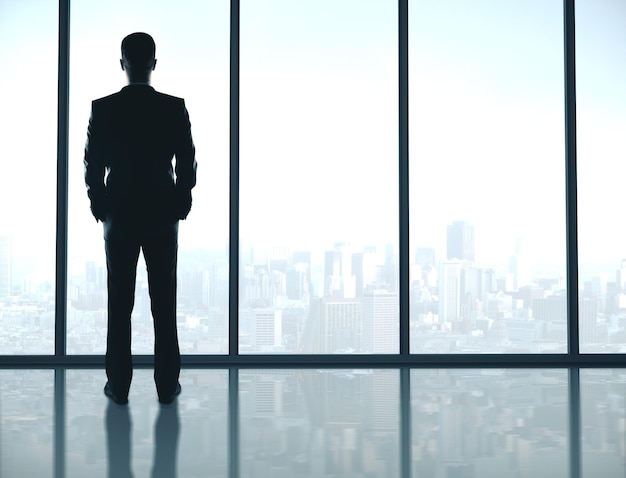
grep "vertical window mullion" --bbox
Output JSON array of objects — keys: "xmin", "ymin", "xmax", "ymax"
[
  {"xmin": 55, "ymin": 0, "xmax": 70, "ymax": 357},
  {"xmin": 564, "ymin": 0, "xmax": 579, "ymax": 356},
  {"xmin": 399, "ymin": 0, "xmax": 410, "ymax": 356},
  {"xmin": 230, "ymin": 0, "xmax": 240, "ymax": 357}
]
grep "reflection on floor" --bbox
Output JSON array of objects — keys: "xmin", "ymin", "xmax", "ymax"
[{"xmin": 0, "ymin": 368, "xmax": 624, "ymax": 477}]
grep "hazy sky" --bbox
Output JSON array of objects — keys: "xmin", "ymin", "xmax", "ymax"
[{"xmin": 0, "ymin": 0, "xmax": 624, "ymax": 283}]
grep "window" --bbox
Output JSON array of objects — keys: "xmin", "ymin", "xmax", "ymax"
[
  {"xmin": 576, "ymin": 0, "xmax": 626, "ymax": 353},
  {"xmin": 0, "ymin": 0, "xmax": 57, "ymax": 354},
  {"xmin": 240, "ymin": 0, "xmax": 399, "ymax": 354},
  {"xmin": 0, "ymin": 1, "xmax": 619, "ymax": 363},
  {"xmin": 67, "ymin": 0, "xmax": 230, "ymax": 354},
  {"xmin": 409, "ymin": 0, "xmax": 567, "ymax": 354}
]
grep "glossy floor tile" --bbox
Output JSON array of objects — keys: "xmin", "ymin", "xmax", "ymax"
[{"xmin": 0, "ymin": 368, "xmax": 625, "ymax": 477}]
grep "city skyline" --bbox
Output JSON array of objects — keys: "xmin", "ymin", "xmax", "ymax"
[{"xmin": 2, "ymin": 216, "xmax": 626, "ymax": 355}]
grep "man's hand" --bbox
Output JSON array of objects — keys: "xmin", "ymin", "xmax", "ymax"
[
  {"xmin": 90, "ymin": 199, "xmax": 107, "ymax": 222},
  {"xmin": 175, "ymin": 189, "xmax": 192, "ymax": 220}
]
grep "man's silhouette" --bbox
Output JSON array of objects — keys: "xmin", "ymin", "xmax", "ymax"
[{"xmin": 84, "ymin": 32, "xmax": 197, "ymax": 405}]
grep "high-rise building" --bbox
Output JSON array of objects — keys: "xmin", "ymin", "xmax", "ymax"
[
  {"xmin": 286, "ymin": 263, "xmax": 309, "ymax": 300},
  {"xmin": 579, "ymin": 298, "xmax": 598, "ymax": 345},
  {"xmin": 509, "ymin": 237, "xmax": 531, "ymax": 290},
  {"xmin": 0, "ymin": 236, "xmax": 11, "ymax": 297},
  {"xmin": 532, "ymin": 295, "xmax": 566, "ymax": 322},
  {"xmin": 446, "ymin": 220, "xmax": 475, "ymax": 261},
  {"xmin": 460, "ymin": 264, "xmax": 483, "ymax": 321},
  {"xmin": 361, "ymin": 288, "xmax": 398, "ymax": 353},
  {"xmin": 438, "ymin": 260, "xmax": 461, "ymax": 323},
  {"xmin": 383, "ymin": 243, "xmax": 398, "ymax": 293},
  {"xmin": 321, "ymin": 298, "xmax": 362, "ymax": 353},
  {"xmin": 352, "ymin": 246, "xmax": 378, "ymax": 298},
  {"xmin": 324, "ymin": 243, "xmax": 356, "ymax": 299},
  {"xmin": 252, "ymin": 309, "xmax": 282, "ymax": 351}
]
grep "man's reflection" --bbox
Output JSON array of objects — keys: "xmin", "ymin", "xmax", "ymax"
[
  {"xmin": 105, "ymin": 402, "xmax": 133, "ymax": 478},
  {"xmin": 105, "ymin": 402, "xmax": 180, "ymax": 478},
  {"xmin": 151, "ymin": 403, "xmax": 180, "ymax": 478}
]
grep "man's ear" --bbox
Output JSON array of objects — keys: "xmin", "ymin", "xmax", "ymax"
[
  {"xmin": 120, "ymin": 59, "xmax": 125, "ymax": 71},
  {"xmin": 152, "ymin": 59, "xmax": 157, "ymax": 71}
]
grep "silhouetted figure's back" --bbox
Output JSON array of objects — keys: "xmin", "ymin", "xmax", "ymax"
[
  {"xmin": 84, "ymin": 32, "xmax": 196, "ymax": 405},
  {"xmin": 86, "ymin": 85, "xmax": 196, "ymax": 226}
]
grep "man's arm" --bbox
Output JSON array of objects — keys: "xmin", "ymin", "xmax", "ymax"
[
  {"xmin": 174, "ymin": 99, "xmax": 197, "ymax": 220},
  {"xmin": 84, "ymin": 102, "xmax": 108, "ymax": 222}
]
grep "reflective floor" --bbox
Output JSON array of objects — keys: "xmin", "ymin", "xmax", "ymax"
[{"xmin": 0, "ymin": 368, "xmax": 624, "ymax": 477}]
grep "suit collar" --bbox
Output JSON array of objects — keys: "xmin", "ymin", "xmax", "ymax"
[{"xmin": 122, "ymin": 84, "xmax": 154, "ymax": 92}]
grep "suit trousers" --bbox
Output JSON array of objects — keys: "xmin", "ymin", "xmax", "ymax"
[{"xmin": 104, "ymin": 219, "xmax": 181, "ymax": 401}]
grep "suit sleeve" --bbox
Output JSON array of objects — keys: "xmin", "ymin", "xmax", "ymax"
[
  {"xmin": 84, "ymin": 102, "xmax": 108, "ymax": 222},
  {"xmin": 174, "ymin": 99, "xmax": 197, "ymax": 220}
]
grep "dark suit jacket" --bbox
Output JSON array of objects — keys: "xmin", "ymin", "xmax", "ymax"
[{"xmin": 84, "ymin": 84, "xmax": 197, "ymax": 226}]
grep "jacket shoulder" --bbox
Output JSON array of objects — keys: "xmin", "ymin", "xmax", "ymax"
[
  {"xmin": 92, "ymin": 91, "xmax": 123, "ymax": 106},
  {"xmin": 153, "ymin": 90, "xmax": 185, "ymax": 105}
]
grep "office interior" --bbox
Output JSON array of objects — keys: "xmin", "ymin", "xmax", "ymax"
[{"xmin": 1, "ymin": 0, "xmax": 625, "ymax": 476}]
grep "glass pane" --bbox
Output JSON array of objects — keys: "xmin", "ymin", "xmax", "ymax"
[
  {"xmin": 0, "ymin": 370, "xmax": 54, "ymax": 477},
  {"xmin": 240, "ymin": 369, "xmax": 400, "ymax": 476},
  {"xmin": 0, "ymin": 1, "xmax": 56, "ymax": 354},
  {"xmin": 240, "ymin": 0, "xmax": 399, "ymax": 353},
  {"xmin": 68, "ymin": 0, "xmax": 230, "ymax": 354},
  {"xmin": 411, "ymin": 369, "xmax": 570, "ymax": 476},
  {"xmin": 577, "ymin": 1, "xmax": 626, "ymax": 353},
  {"xmin": 409, "ymin": 0, "xmax": 567, "ymax": 353}
]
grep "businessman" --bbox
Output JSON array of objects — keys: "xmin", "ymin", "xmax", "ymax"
[{"xmin": 84, "ymin": 32, "xmax": 197, "ymax": 405}]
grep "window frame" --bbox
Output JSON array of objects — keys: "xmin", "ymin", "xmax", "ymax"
[{"xmin": 1, "ymin": 0, "xmax": 621, "ymax": 368}]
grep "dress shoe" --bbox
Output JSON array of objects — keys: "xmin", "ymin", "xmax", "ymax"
[
  {"xmin": 104, "ymin": 382, "xmax": 128, "ymax": 405},
  {"xmin": 159, "ymin": 382, "xmax": 181, "ymax": 405}
]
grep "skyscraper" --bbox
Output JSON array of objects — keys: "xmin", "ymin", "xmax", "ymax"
[
  {"xmin": 438, "ymin": 260, "xmax": 461, "ymax": 323},
  {"xmin": 509, "ymin": 237, "xmax": 531, "ymax": 290},
  {"xmin": 321, "ymin": 298, "xmax": 362, "ymax": 353},
  {"xmin": 446, "ymin": 220, "xmax": 475, "ymax": 262},
  {"xmin": 324, "ymin": 243, "xmax": 356, "ymax": 299},
  {"xmin": 361, "ymin": 288, "xmax": 398, "ymax": 353}
]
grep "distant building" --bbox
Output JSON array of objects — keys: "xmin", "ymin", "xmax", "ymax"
[
  {"xmin": 446, "ymin": 220, "xmax": 475, "ymax": 261},
  {"xmin": 253, "ymin": 308, "xmax": 282, "ymax": 351},
  {"xmin": 324, "ymin": 243, "xmax": 356, "ymax": 299},
  {"xmin": 321, "ymin": 298, "xmax": 362, "ymax": 353},
  {"xmin": 286, "ymin": 264, "xmax": 309, "ymax": 300},
  {"xmin": 579, "ymin": 298, "xmax": 599, "ymax": 345},
  {"xmin": 438, "ymin": 260, "xmax": 461, "ymax": 323},
  {"xmin": 532, "ymin": 295, "xmax": 566, "ymax": 323},
  {"xmin": 361, "ymin": 288, "xmax": 398, "ymax": 353},
  {"xmin": 509, "ymin": 237, "xmax": 532, "ymax": 290}
]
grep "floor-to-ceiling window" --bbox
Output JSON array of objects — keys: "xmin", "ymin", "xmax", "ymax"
[
  {"xmin": 0, "ymin": 1, "xmax": 623, "ymax": 362},
  {"xmin": 576, "ymin": 0, "xmax": 626, "ymax": 354},
  {"xmin": 0, "ymin": 0, "xmax": 57, "ymax": 355},
  {"xmin": 409, "ymin": 0, "xmax": 568, "ymax": 354},
  {"xmin": 67, "ymin": 0, "xmax": 230, "ymax": 355},
  {"xmin": 239, "ymin": 0, "xmax": 399, "ymax": 354}
]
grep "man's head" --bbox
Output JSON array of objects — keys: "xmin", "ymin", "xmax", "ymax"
[{"xmin": 120, "ymin": 32, "xmax": 156, "ymax": 83}]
